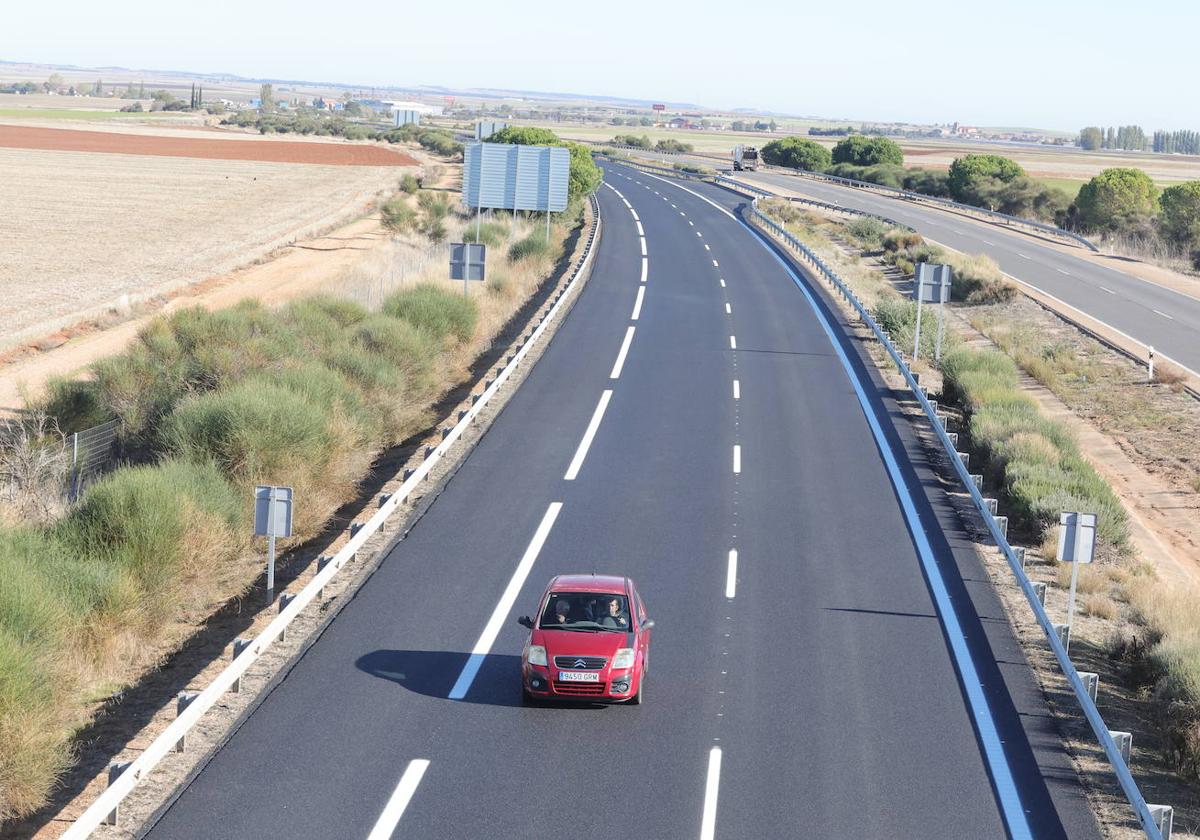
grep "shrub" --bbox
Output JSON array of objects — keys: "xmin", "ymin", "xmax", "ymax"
[
  {"xmin": 883, "ymin": 230, "xmax": 923, "ymax": 252},
  {"xmin": 947, "ymin": 253, "xmax": 1016, "ymax": 304},
  {"xmin": 399, "ymin": 173, "xmax": 420, "ymax": 194},
  {"xmin": 761, "ymin": 137, "xmax": 831, "ymax": 171},
  {"xmin": 381, "ymin": 196, "xmax": 417, "ymax": 233},
  {"xmin": 831, "ymin": 135, "xmax": 903, "ymax": 167},
  {"xmin": 845, "ymin": 217, "xmax": 891, "ymax": 250},
  {"xmin": 947, "ymin": 154, "xmax": 1025, "ymax": 202},
  {"xmin": 903, "ymin": 169, "xmax": 952, "ymax": 198},
  {"xmin": 1158, "ymin": 181, "xmax": 1200, "ymax": 251},
  {"xmin": 463, "ymin": 220, "xmax": 509, "ymax": 247},
  {"xmin": 383, "ymin": 283, "xmax": 478, "ymax": 345},
  {"xmin": 508, "ymin": 231, "xmax": 555, "ymax": 263},
  {"xmin": 1075, "ymin": 168, "xmax": 1158, "ymax": 234}
]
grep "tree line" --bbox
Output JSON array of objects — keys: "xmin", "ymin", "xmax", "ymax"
[{"xmin": 1080, "ymin": 124, "xmax": 1200, "ymax": 154}]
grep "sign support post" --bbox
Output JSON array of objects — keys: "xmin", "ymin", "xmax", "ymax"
[
  {"xmin": 913, "ymin": 278, "xmax": 924, "ymax": 363},
  {"xmin": 254, "ymin": 485, "xmax": 294, "ymax": 604},
  {"xmin": 1057, "ymin": 511, "xmax": 1097, "ymax": 652}
]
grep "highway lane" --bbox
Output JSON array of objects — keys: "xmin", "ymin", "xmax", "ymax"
[
  {"xmin": 140, "ymin": 163, "xmax": 1099, "ymax": 839},
  {"xmin": 737, "ymin": 168, "xmax": 1200, "ymax": 374}
]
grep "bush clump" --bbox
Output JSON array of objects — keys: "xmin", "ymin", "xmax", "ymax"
[
  {"xmin": 508, "ymin": 231, "xmax": 555, "ymax": 263},
  {"xmin": 383, "ymin": 283, "xmax": 478, "ymax": 345},
  {"xmin": 941, "ymin": 348, "xmax": 1129, "ymax": 549}
]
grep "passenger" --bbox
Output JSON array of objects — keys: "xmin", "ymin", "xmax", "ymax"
[{"xmin": 598, "ymin": 598, "xmax": 629, "ymax": 629}]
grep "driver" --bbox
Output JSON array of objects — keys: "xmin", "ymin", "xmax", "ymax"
[
  {"xmin": 598, "ymin": 597, "xmax": 629, "ymax": 629},
  {"xmin": 553, "ymin": 599, "xmax": 572, "ymax": 625}
]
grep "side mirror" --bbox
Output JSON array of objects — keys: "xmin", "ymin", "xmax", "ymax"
[
  {"xmin": 641, "ymin": 619, "xmax": 655, "ymax": 630},
  {"xmin": 517, "ymin": 615, "xmax": 534, "ymax": 629}
]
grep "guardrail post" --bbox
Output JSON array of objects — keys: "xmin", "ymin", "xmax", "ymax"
[
  {"xmin": 279, "ymin": 593, "xmax": 296, "ymax": 641},
  {"xmin": 317, "ymin": 555, "xmax": 332, "ymax": 597},
  {"xmin": 957, "ymin": 452, "xmax": 970, "ymax": 469},
  {"xmin": 1013, "ymin": 546, "xmax": 1027, "ymax": 569},
  {"xmin": 103, "ymin": 761, "xmax": 132, "ymax": 825},
  {"xmin": 1149, "ymin": 804, "xmax": 1173, "ymax": 839},
  {"xmin": 946, "ymin": 432, "xmax": 959, "ymax": 447},
  {"xmin": 1032, "ymin": 581, "xmax": 1048, "ymax": 606},
  {"xmin": 378, "ymin": 492, "xmax": 392, "ymax": 508},
  {"xmin": 231, "ymin": 638, "xmax": 252, "ymax": 693},
  {"xmin": 994, "ymin": 516, "xmax": 1009, "ymax": 540},
  {"xmin": 1110, "ymin": 730, "xmax": 1132, "ymax": 763},
  {"xmin": 982, "ymin": 498, "xmax": 998, "ymax": 515},
  {"xmin": 1079, "ymin": 671, "xmax": 1099, "ymax": 702},
  {"xmin": 969, "ymin": 473, "xmax": 983, "ymax": 489},
  {"xmin": 175, "ymin": 692, "xmax": 199, "ymax": 752},
  {"xmin": 1054, "ymin": 623, "xmax": 1071, "ymax": 650}
]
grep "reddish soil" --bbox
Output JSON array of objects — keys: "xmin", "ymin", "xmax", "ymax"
[{"xmin": 0, "ymin": 125, "xmax": 417, "ymax": 166}]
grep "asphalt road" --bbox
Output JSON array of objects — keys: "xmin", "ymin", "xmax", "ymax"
[
  {"xmin": 739, "ymin": 168, "xmax": 1200, "ymax": 374},
  {"xmin": 140, "ymin": 163, "xmax": 1102, "ymax": 840}
]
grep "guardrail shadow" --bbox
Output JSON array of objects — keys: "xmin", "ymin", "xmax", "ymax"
[{"xmin": 356, "ymin": 649, "xmax": 616, "ymax": 710}]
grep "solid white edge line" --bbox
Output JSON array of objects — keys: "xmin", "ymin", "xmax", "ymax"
[
  {"xmin": 733, "ymin": 380, "xmax": 740, "ymax": 399},
  {"xmin": 640, "ymin": 258, "xmax": 649, "ymax": 283},
  {"xmin": 729, "ymin": 335, "xmax": 736, "ymax": 349},
  {"xmin": 636, "ymin": 221, "xmax": 645, "ymax": 236},
  {"xmin": 640, "ymin": 238, "xmax": 648, "ymax": 256},
  {"xmin": 699, "ymin": 747, "xmax": 722, "ymax": 840},
  {"xmin": 366, "ymin": 760, "xmax": 431, "ymax": 840},
  {"xmin": 448, "ymin": 504, "xmax": 562, "ymax": 699},
  {"xmin": 725, "ymin": 550, "xmax": 738, "ymax": 599},
  {"xmin": 733, "ymin": 445, "xmax": 741, "ymax": 474},
  {"xmin": 631, "ymin": 209, "xmax": 639, "ymax": 221},
  {"xmin": 631, "ymin": 285, "xmax": 646, "ymax": 320},
  {"xmin": 564, "ymin": 391, "xmax": 613, "ymax": 481},
  {"xmin": 610, "ymin": 325, "xmax": 637, "ymax": 379}
]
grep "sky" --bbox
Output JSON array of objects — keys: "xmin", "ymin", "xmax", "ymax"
[{"xmin": 2, "ymin": 0, "xmax": 1196, "ymax": 132}]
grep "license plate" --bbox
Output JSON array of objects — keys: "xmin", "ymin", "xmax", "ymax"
[{"xmin": 558, "ymin": 670, "xmax": 599, "ymax": 682}]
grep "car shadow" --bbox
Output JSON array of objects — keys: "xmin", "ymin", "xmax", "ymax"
[{"xmin": 355, "ymin": 649, "xmax": 612, "ymax": 710}]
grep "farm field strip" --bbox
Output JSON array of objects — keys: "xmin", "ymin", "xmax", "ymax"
[{"xmin": 0, "ymin": 124, "xmax": 417, "ymax": 165}]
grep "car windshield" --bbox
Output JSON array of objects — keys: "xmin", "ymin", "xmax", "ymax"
[{"xmin": 539, "ymin": 592, "xmax": 631, "ymax": 631}]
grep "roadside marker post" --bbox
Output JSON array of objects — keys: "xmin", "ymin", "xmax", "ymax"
[
  {"xmin": 1148, "ymin": 346, "xmax": 1155, "ymax": 383},
  {"xmin": 254, "ymin": 485, "xmax": 294, "ymax": 604},
  {"xmin": 1057, "ymin": 511, "xmax": 1097, "ymax": 653}
]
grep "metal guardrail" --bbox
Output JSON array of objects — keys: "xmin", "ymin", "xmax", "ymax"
[
  {"xmin": 767, "ymin": 165, "xmax": 1100, "ymax": 251},
  {"xmin": 748, "ymin": 197, "xmax": 1170, "ymax": 839},
  {"xmin": 61, "ymin": 193, "xmax": 604, "ymax": 839}
]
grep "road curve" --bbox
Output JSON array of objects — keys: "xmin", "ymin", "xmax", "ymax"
[
  {"xmin": 138, "ymin": 163, "xmax": 1100, "ymax": 840},
  {"xmin": 739, "ymin": 168, "xmax": 1200, "ymax": 374}
]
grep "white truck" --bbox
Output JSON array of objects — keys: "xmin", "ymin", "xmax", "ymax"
[{"xmin": 733, "ymin": 144, "xmax": 759, "ymax": 171}]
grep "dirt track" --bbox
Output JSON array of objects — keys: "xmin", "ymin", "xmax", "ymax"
[{"xmin": 0, "ymin": 125, "xmax": 417, "ymax": 166}]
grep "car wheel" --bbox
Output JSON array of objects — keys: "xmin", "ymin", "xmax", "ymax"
[
  {"xmin": 522, "ymin": 686, "xmax": 535, "ymax": 706},
  {"xmin": 628, "ymin": 676, "xmax": 644, "ymax": 705}
]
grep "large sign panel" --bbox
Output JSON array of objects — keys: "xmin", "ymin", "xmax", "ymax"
[{"xmin": 462, "ymin": 143, "xmax": 570, "ymax": 212}]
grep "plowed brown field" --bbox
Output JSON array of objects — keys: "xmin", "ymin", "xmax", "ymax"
[{"xmin": 0, "ymin": 124, "xmax": 417, "ymax": 166}]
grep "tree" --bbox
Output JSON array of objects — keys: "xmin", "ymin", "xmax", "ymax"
[
  {"xmin": 1075, "ymin": 168, "xmax": 1158, "ymax": 232},
  {"xmin": 731, "ymin": 120, "xmax": 746, "ymax": 132},
  {"xmin": 95, "ymin": 78, "xmax": 103, "ymax": 96},
  {"xmin": 1079, "ymin": 127, "xmax": 1103, "ymax": 151},
  {"xmin": 138, "ymin": 81, "xmax": 145, "ymax": 98},
  {"xmin": 45, "ymin": 73, "xmax": 64, "ymax": 92},
  {"xmin": 760, "ymin": 137, "xmax": 832, "ymax": 171},
  {"xmin": 831, "ymin": 135, "xmax": 903, "ymax": 167},
  {"xmin": 1158, "ymin": 182, "xmax": 1200, "ymax": 250},
  {"xmin": 946, "ymin": 154, "xmax": 1025, "ymax": 202},
  {"xmin": 260, "ymin": 83, "xmax": 274, "ymax": 112}
]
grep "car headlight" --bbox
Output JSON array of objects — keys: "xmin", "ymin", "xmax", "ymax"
[
  {"xmin": 527, "ymin": 645, "xmax": 547, "ymax": 667},
  {"xmin": 611, "ymin": 648, "xmax": 636, "ymax": 669}
]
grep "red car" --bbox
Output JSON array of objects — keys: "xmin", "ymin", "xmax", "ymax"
[{"xmin": 517, "ymin": 574, "xmax": 653, "ymax": 704}]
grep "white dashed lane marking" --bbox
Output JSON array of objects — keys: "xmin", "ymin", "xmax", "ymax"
[
  {"xmin": 631, "ymin": 285, "xmax": 645, "ymax": 320},
  {"xmin": 610, "ymin": 326, "xmax": 636, "ymax": 379},
  {"xmin": 564, "ymin": 391, "xmax": 613, "ymax": 481}
]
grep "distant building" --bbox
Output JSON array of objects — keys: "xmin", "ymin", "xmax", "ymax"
[
  {"xmin": 951, "ymin": 122, "xmax": 980, "ymax": 136},
  {"xmin": 381, "ymin": 99, "xmax": 443, "ymax": 116},
  {"xmin": 668, "ymin": 117, "xmax": 692, "ymax": 130}
]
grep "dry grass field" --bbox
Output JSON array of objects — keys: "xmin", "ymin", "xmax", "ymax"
[{"xmin": 0, "ymin": 146, "xmax": 411, "ymax": 351}]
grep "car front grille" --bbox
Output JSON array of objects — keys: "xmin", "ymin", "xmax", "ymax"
[
  {"xmin": 554, "ymin": 655, "xmax": 607, "ymax": 670},
  {"xmin": 553, "ymin": 681, "xmax": 607, "ymax": 696}
]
